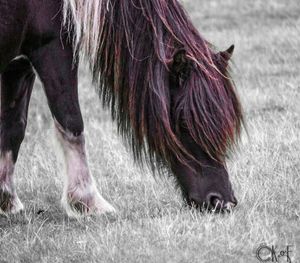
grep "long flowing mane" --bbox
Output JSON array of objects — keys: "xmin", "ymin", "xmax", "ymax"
[{"xmin": 63, "ymin": 0, "xmax": 243, "ymax": 171}]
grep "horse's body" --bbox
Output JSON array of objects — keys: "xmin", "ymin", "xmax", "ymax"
[{"xmin": 0, "ymin": 0, "xmax": 242, "ymax": 216}]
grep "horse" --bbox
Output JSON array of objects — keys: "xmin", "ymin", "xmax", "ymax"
[{"xmin": 0, "ymin": 0, "xmax": 243, "ymax": 217}]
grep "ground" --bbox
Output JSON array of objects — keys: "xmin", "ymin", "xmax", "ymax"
[{"xmin": 0, "ymin": 0, "xmax": 299, "ymax": 262}]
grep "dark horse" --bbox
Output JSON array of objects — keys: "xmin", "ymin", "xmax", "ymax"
[{"xmin": 0, "ymin": 0, "xmax": 242, "ymax": 217}]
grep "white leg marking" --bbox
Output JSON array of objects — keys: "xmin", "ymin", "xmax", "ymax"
[
  {"xmin": 54, "ymin": 122, "xmax": 115, "ymax": 217},
  {"xmin": 0, "ymin": 151, "xmax": 24, "ymax": 214}
]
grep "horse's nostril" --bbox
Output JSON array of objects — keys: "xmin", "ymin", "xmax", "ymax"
[{"xmin": 206, "ymin": 193, "xmax": 223, "ymax": 209}]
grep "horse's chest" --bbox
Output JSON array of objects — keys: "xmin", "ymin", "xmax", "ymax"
[
  {"xmin": 0, "ymin": 0, "xmax": 29, "ymax": 69},
  {"xmin": 0, "ymin": 0, "xmax": 28, "ymax": 26}
]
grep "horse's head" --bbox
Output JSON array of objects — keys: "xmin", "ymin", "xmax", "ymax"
[
  {"xmin": 167, "ymin": 45, "xmax": 240, "ymax": 211},
  {"xmin": 74, "ymin": 0, "xmax": 244, "ymax": 211}
]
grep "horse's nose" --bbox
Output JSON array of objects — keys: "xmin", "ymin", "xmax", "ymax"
[
  {"xmin": 187, "ymin": 193, "xmax": 221, "ymax": 209},
  {"xmin": 188, "ymin": 192, "xmax": 238, "ymax": 211},
  {"xmin": 207, "ymin": 192, "xmax": 238, "ymax": 211}
]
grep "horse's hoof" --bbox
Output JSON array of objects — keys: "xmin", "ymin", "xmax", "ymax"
[
  {"xmin": 62, "ymin": 190, "xmax": 116, "ymax": 218},
  {"xmin": 0, "ymin": 189, "xmax": 24, "ymax": 215}
]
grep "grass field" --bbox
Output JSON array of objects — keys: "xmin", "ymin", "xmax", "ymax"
[{"xmin": 1, "ymin": 0, "xmax": 299, "ymax": 262}]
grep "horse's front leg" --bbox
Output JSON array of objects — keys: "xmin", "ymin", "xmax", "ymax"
[
  {"xmin": 0, "ymin": 57, "xmax": 35, "ymax": 214},
  {"xmin": 55, "ymin": 120, "xmax": 115, "ymax": 217},
  {"xmin": 28, "ymin": 40, "xmax": 115, "ymax": 217}
]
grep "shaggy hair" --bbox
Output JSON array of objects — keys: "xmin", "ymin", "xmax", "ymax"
[{"xmin": 63, "ymin": 0, "xmax": 243, "ymax": 171}]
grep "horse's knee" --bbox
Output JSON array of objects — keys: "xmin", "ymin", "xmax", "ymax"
[
  {"xmin": 0, "ymin": 120, "xmax": 26, "ymax": 161},
  {"xmin": 63, "ymin": 115, "xmax": 84, "ymax": 137},
  {"xmin": 10, "ymin": 120, "xmax": 26, "ymax": 142},
  {"xmin": 55, "ymin": 114, "xmax": 84, "ymax": 138}
]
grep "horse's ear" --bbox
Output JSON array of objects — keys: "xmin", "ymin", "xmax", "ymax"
[{"xmin": 219, "ymin": 44, "xmax": 234, "ymax": 61}]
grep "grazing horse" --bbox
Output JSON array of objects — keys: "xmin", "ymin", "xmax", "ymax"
[{"xmin": 0, "ymin": 0, "xmax": 243, "ymax": 217}]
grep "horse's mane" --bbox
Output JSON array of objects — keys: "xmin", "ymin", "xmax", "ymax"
[{"xmin": 63, "ymin": 0, "xmax": 243, "ymax": 172}]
